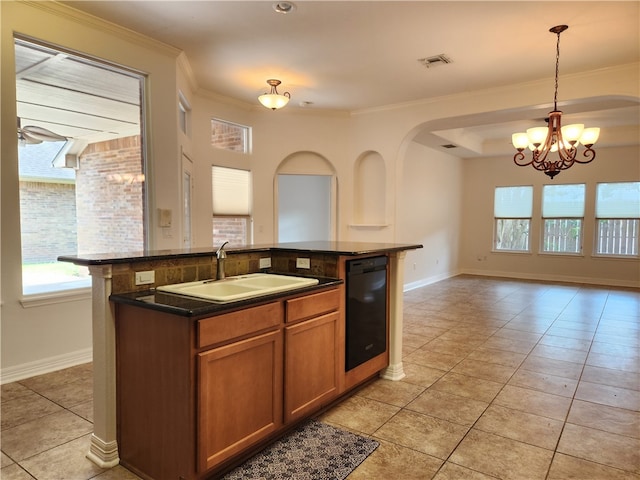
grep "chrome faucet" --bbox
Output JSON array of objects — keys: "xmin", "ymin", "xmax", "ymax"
[{"xmin": 216, "ymin": 241, "xmax": 229, "ymax": 280}]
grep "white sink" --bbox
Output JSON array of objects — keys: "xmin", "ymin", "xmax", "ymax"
[{"xmin": 156, "ymin": 273, "xmax": 319, "ymax": 303}]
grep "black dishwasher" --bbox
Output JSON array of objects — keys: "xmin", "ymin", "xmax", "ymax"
[{"xmin": 345, "ymin": 255, "xmax": 388, "ymax": 371}]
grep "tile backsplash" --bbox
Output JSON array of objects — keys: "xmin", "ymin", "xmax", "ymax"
[{"xmin": 110, "ymin": 251, "xmax": 338, "ymax": 294}]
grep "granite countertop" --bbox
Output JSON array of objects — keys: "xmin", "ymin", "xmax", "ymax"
[
  {"xmin": 58, "ymin": 241, "xmax": 422, "ymax": 266},
  {"xmin": 110, "ymin": 275, "xmax": 343, "ymax": 317}
]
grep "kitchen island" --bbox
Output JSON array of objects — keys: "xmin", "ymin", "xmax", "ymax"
[{"xmin": 59, "ymin": 241, "xmax": 421, "ymax": 476}]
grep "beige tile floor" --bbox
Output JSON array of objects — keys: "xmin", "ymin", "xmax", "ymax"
[{"xmin": 2, "ymin": 275, "xmax": 639, "ymax": 479}]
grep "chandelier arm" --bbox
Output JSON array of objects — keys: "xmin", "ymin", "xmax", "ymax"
[
  {"xmin": 513, "ymin": 150, "xmax": 533, "ymax": 166},
  {"xmin": 533, "ymin": 161, "xmax": 548, "ymax": 172},
  {"xmin": 556, "ymin": 145, "xmax": 577, "ymax": 164},
  {"xmin": 575, "ymin": 146, "xmax": 596, "ymax": 164},
  {"xmin": 535, "ymin": 160, "xmax": 554, "ymax": 173},
  {"xmin": 553, "ymin": 116, "xmax": 578, "ymax": 164},
  {"xmin": 531, "ymin": 142, "xmax": 550, "ymax": 166}
]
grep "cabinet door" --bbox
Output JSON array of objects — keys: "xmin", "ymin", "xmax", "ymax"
[
  {"xmin": 197, "ymin": 330, "xmax": 283, "ymax": 472},
  {"xmin": 284, "ymin": 311, "xmax": 339, "ymax": 423}
]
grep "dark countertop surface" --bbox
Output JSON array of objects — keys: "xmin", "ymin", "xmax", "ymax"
[
  {"xmin": 110, "ymin": 275, "xmax": 343, "ymax": 317},
  {"xmin": 58, "ymin": 241, "xmax": 422, "ymax": 266}
]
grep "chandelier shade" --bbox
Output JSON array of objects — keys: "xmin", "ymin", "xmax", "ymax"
[
  {"xmin": 258, "ymin": 79, "xmax": 291, "ymax": 110},
  {"xmin": 511, "ymin": 25, "xmax": 599, "ymax": 179}
]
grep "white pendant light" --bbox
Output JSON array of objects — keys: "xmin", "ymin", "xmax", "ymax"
[{"xmin": 258, "ymin": 79, "xmax": 291, "ymax": 110}]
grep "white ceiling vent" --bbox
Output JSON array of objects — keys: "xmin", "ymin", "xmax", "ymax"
[{"xmin": 417, "ymin": 54, "xmax": 452, "ymax": 68}]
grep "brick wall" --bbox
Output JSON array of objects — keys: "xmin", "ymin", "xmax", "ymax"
[
  {"xmin": 20, "ymin": 181, "xmax": 77, "ymax": 263},
  {"xmin": 211, "ymin": 119, "xmax": 246, "ymax": 152},
  {"xmin": 213, "ymin": 217, "xmax": 248, "ymax": 246},
  {"xmin": 76, "ymin": 136, "xmax": 144, "ymax": 254}
]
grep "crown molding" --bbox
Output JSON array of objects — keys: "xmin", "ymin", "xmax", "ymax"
[
  {"xmin": 21, "ymin": 1, "xmax": 181, "ymax": 59},
  {"xmin": 352, "ymin": 62, "xmax": 640, "ymax": 117}
]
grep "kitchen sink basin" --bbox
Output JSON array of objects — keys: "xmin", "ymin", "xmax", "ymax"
[{"xmin": 156, "ymin": 273, "xmax": 319, "ymax": 303}]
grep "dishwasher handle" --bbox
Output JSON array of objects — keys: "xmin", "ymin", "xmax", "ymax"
[{"xmin": 347, "ymin": 256, "xmax": 388, "ymax": 275}]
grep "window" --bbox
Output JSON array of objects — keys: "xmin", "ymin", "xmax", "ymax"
[
  {"xmin": 16, "ymin": 38, "xmax": 146, "ymax": 295},
  {"xmin": 212, "ymin": 166, "xmax": 252, "ymax": 246},
  {"xmin": 178, "ymin": 92, "xmax": 191, "ymax": 135},
  {"xmin": 211, "ymin": 118, "xmax": 251, "ymax": 153},
  {"xmin": 595, "ymin": 182, "xmax": 640, "ymax": 256},
  {"xmin": 494, "ymin": 186, "xmax": 533, "ymax": 251},
  {"xmin": 541, "ymin": 184, "xmax": 585, "ymax": 254}
]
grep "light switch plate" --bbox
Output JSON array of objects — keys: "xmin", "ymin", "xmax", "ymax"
[
  {"xmin": 296, "ymin": 258, "xmax": 311, "ymax": 269},
  {"xmin": 135, "ymin": 270, "xmax": 155, "ymax": 285},
  {"xmin": 158, "ymin": 208, "xmax": 172, "ymax": 227},
  {"xmin": 259, "ymin": 257, "xmax": 272, "ymax": 269}
]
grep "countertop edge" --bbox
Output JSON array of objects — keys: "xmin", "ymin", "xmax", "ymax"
[{"xmin": 59, "ymin": 242, "xmax": 423, "ymax": 266}]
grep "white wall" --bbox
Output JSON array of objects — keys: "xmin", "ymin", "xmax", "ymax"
[
  {"xmin": 190, "ymin": 95, "xmax": 352, "ymax": 247},
  {"xmin": 459, "ymin": 145, "xmax": 640, "ymax": 287},
  {"xmin": 398, "ymin": 142, "xmax": 463, "ymax": 288}
]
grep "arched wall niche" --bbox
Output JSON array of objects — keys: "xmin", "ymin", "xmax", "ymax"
[
  {"xmin": 276, "ymin": 150, "xmax": 336, "ymax": 175},
  {"xmin": 274, "ymin": 151, "xmax": 338, "ymax": 241},
  {"xmin": 352, "ymin": 150, "xmax": 386, "ymax": 225}
]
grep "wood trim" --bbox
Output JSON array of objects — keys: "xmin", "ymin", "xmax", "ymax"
[
  {"xmin": 116, "ymin": 304, "xmax": 194, "ymax": 480},
  {"xmin": 197, "ymin": 301, "xmax": 283, "ymax": 348},
  {"xmin": 285, "ymin": 288, "xmax": 340, "ymax": 323}
]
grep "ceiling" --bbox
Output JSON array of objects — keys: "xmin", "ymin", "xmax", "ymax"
[
  {"xmin": 16, "ymin": 39, "xmax": 142, "ymax": 149},
  {"xmin": 17, "ymin": 1, "xmax": 640, "ymax": 156}
]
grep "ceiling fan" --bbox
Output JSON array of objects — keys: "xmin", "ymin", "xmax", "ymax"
[{"xmin": 17, "ymin": 117, "xmax": 68, "ymax": 146}]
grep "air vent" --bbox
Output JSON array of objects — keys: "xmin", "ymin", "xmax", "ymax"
[
  {"xmin": 417, "ymin": 54, "xmax": 452, "ymax": 68},
  {"xmin": 441, "ymin": 144, "xmax": 457, "ymax": 149}
]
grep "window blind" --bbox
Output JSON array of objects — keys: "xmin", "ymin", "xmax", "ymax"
[
  {"xmin": 212, "ymin": 166, "xmax": 251, "ymax": 215},
  {"xmin": 494, "ymin": 186, "xmax": 533, "ymax": 218},
  {"xmin": 596, "ymin": 182, "xmax": 640, "ymax": 218},
  {"xmin": 542, "ymin": 184, "xmax": 585, "ymax": 217}
]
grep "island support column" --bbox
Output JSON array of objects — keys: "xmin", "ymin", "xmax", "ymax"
[
  {"xmin": 87, "ymin": 265, "xmax": 120, "ymax": 468},
  {"xmin": 381, "ymin": 250, "xmax": 406, "ymax": 381}
]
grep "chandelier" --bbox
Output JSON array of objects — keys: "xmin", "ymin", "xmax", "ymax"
[
  {"xmin": 512, "ymin": 25, "xmax": 600, "ymax": 179},
  {"xmin": 258, "ymin": 79, "xmax": 291, "ymax": 110}
]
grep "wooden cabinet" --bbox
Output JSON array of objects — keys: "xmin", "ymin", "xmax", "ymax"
[
  {"xmin": 284, "ymin": 289, "xmax": 341, "ymax": 423},
  {"xmin": 197, "ymin": 301, "xmax": 284, "ymax": 472},
  {"xmin": 198, "ymin": 329, "xmax": 283, "ymax": 471},
  {"xmin": 284, "ymin": 311, "xmax": 339, "ymax": 422},
  {"xmin": 115, "ymin": 284, "xmax": 362, "ymax": 480}
]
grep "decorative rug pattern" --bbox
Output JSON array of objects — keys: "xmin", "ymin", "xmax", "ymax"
[{"xmin": 221, "ymin": 419, "xmax": 379, "ymax": 480}]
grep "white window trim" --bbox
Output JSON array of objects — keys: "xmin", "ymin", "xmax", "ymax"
[{"xmin": 20, "ymin": 286, "xmax": 92, "ymax": 308}]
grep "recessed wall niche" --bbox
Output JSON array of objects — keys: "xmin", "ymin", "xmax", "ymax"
[{"xmin": 352, "ymin": 151, "xmax": 387, "ymax": 226}]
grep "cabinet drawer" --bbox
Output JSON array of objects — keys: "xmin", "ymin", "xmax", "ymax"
[
  {"xmin": 198, "ymin": 301, "xmax": 283, "ymax": 348},
  {"xmin": 286, "ymin": 288, "xmax": 340, "ymax": 323}
]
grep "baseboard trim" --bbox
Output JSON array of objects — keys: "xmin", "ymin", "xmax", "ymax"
[
  {"xmin": 380, "ymin": 362, "xmax": 406, "ymax": 381},
  {"xmin": 403, "ymin": 270, "xmax": 460, "ymax": 292},
  {"xmin": 87, "ymin": 434, "xmax": 120, "ymax": 468},
  {"xmin": 459, "ymin": 269, "xmax": 640, "ymax": 289},
  {"xmin": 0, "ymin": 348, "xmax": 93, "ymax": 384}
]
